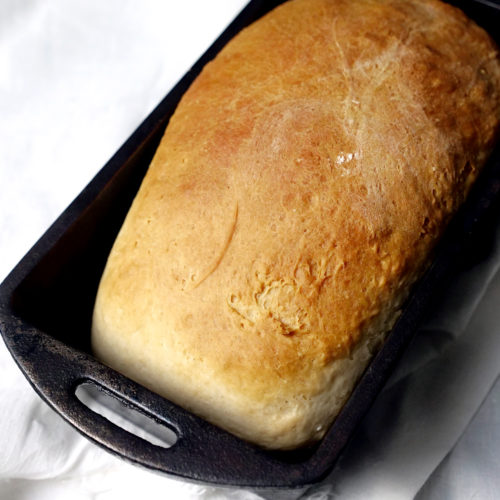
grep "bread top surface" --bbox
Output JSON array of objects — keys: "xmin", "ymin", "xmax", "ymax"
[{"xmin": 92, "ymin": 0, "xmax": 500, "ymax": 448}]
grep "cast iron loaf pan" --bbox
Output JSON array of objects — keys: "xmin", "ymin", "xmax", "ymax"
[{"xmin": 1, "ymin": 0, "xmax": 500, "ymax": 489}]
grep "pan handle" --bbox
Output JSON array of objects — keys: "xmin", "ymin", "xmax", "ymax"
[{"xmin": 9, "ymin": 329, "xmax": 303, "ymax": 487}]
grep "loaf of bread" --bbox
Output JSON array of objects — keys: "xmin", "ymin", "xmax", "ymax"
[{"xmin": 92, "ymin": 0, "xmax": 500, "ymax": 449}]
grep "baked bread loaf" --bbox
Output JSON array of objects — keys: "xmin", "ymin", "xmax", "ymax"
[{"xmin": 92, "ymin": 0, "xmax": 500, "ymax": 449}]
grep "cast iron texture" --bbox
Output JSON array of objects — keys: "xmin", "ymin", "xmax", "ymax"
[{"xmin": 1, "ymin": 0, "xmax": 500, "ymax": 489}]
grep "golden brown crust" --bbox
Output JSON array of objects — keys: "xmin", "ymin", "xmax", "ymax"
[{"xmin": 92, "ymin": 0, "xmax": 500, "ymax": 449}]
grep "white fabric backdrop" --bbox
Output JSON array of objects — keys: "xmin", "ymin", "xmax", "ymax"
[{"xmin": 1, "ymin": 1, "xmax": 499, "ymax": 499}]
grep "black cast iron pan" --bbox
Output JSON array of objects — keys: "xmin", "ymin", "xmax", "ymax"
[{"xmin": 1, "ymin": 0, "xmax": 500, "ymax": 489}]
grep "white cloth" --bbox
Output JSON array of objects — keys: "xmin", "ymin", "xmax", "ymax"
[{"xmin": 1, "ymin": 1, "xmax": 499, "ymax": 499}]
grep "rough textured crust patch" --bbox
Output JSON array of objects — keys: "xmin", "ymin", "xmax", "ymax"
[{"xmin": 92, "ymin": 0, "xmax": 500, "ymax": 449}]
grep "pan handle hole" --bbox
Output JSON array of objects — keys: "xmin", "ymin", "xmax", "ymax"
[{"xmin": 75, "ymin": 382, "xmax": 177, "ymax": 449}]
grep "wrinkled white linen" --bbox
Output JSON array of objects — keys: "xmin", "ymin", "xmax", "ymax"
[{"xmin": 1, "ymin": 2, "xmax": 499, "ymax": 499}]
